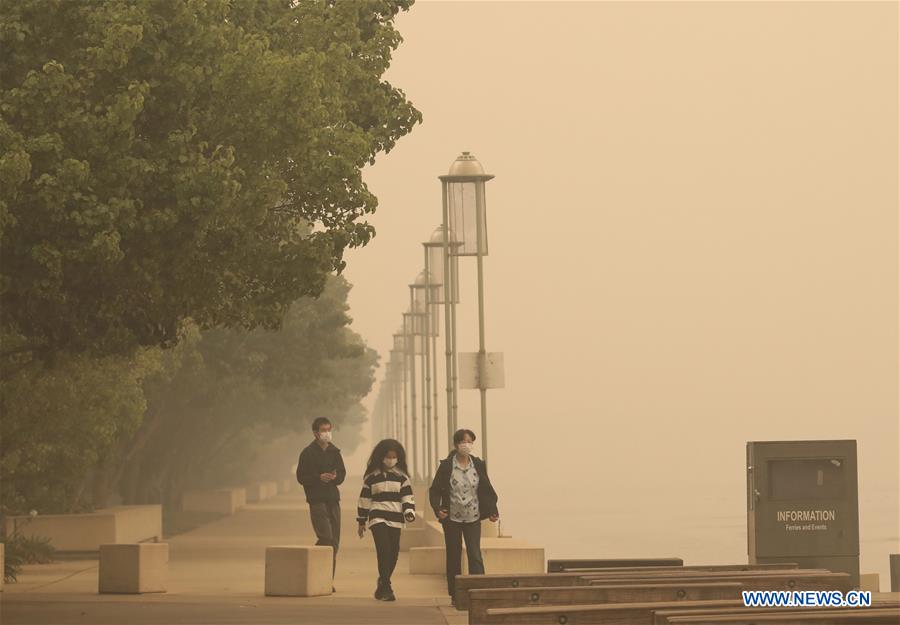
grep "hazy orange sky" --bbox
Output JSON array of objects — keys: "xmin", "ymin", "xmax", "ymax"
[{"xmin": 340, "ymin": 0, "xmax": 898, "ymax": 579}]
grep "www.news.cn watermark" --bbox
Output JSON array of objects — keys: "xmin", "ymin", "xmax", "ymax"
[{"xmin": 742, "ymin": 590, "xmax": 872, "ymax": 608}]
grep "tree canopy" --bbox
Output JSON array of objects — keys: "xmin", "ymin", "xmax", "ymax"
[
  {"xmin": 1, "ymin": 275, "xmax": 378, "ymax": 514},
  {"xmin": 0, "ymin": 0, "xmax": 420, "ymax": 358}
]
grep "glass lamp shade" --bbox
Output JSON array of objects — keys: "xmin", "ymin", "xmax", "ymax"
[
  {"xmin": 409, "ymin": 293, "xmax": 439, "ymax": 337},
  {"xmin": 445, "ymin": 180, "xmax": 487, "ymax": 256},
  {"xmin": 402, "ymin": 312, "xmax": 426, "ymax": 337},
  {"xmin": 423, "ymin": 228, "xmax": 460, "ymax": 304},
  {"xmin": 439, "ymin": 152, "xmax": 493, "ymax": 257}
]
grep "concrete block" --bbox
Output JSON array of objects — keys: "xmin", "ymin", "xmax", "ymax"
[
  {"xmin": 247, "ymin": 481, "xmax": 279, "ymax": 503},
  {"xmin": 265, "ymin": 546, "xmax": 333, "ymax": 597},
  {"xmin": 400, "ymin": 527, "xmax": 428, "ymax": 551},
  {"xmin": 425, "ymin": 520, "xmax": 445, "ymax": 546},
  {"xmin": 5, "ymin": 506, "xmax": 162, "ymax": 553},
  {"xmin": 112, "ymin": 506, "xmax": 163, "ymax": 544},
  {"xmin": 409, "ymin": 540, "xmax": 544, "ymax": 575},
  {"xmin": 859, "ymin": 573, "xmax": 880, "ymax": 592},
  {"xmin": 182, "ymin": 488, "xmax": 246, "ymax": 515},
  {"xmin": 482, "ymin": 518, "xmax": 499, "ymax": 537},
  {"xmin": 99, "ymin": 543, "xmax": 168, "ymax": 594}
]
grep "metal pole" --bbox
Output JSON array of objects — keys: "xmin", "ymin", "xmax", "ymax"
[
  {"xmin": 393, "ymin": 368, "xmax": 401, "ymax": 440},
  {"xmin": 475, "ymin": 184, "xmax": 488, "ymax": 464},
  {"xmin": 432, "ymin": 325, "xmax": 441, "ymax": 464},
  {"xmin": 425, "ymin": 247, "xmax": 442, "ymax": 472},
  {"xmin": 450, "ymin": 263, "xmax": 459, "ymax": 433},
  {"xmin": 401, "ymin": 350, "xmax": 408, "ymax": 452},
  {"xmin": 422, "ymin": 280, "xmax": 433, "ymax": 480},
  {"xmin": 440, "ymin": 193, "xmax": 455, "ymax": 447},
  {"xmin": 421, "ymin": 329, "xmax": 428, "ymax": 480},
  {"xmin": 407, "ymin": 323, "xmax": 418, "ymax": 483}
]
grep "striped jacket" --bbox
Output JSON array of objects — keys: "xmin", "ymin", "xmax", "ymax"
[{"xmin": 356, "ymin": 468, "xmax": 416, "ymax": 529}]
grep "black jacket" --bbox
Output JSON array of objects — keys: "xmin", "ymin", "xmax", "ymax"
[
  {"xmin": 429, "ymin": 452, "xmax": 499, "ymax": 523},
  {"xmin": 296, "ymin": 440, "xmax": 346, "ymax": 504}
]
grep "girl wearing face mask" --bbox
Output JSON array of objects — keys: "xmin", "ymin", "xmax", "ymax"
[
  {"xmin": 428, "ymin": 428, "xmax": 500, "ymax": 607},
  {"xmin": 356, "ymin": 439, "xmax": 416, "ymax": 601}
]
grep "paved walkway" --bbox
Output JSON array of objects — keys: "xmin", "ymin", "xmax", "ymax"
[{"xmin": 1, "ymin": 493, "xmax": 464, "ymax": 625}]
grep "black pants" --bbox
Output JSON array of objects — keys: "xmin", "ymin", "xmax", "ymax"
[
  {"xmin": 370, "ymin": 522, "xmax": 401, "ymax": 584},
  {"xmin": 443, "ymin": 519, "xmax": 485, "ymax": 598},
  {"xmin": 309, "ymin": 501, "xmax": 341, "ymax": 576}
]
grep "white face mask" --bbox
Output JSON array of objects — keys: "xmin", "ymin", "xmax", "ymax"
[
  {"xmin": 383, "ymin": 457, "xmax": 398, "ymax": 469},
  {"xmin": 457, "ymin": 442, "xmax": 473, "ymax": 456},
  {"xmin": 318, "ymin": 431, "xmax": 332, "ymax": 443}
]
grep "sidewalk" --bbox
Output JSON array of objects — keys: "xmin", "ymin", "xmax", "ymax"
[{"xmin": 1, "ymin": 493, "xmax": 462, "ymax": 625}]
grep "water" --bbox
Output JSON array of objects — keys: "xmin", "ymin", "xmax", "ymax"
[{"xmin": 499, "ymin": 481, "xmax": 899, "ymax": 591}]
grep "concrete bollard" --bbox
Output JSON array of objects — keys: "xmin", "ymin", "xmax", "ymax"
[
  {"xmin": 264, "ymin": 546, "xmax": 333, "ymax": 597},
  {"xmin": 182, "ymin": 488, "xmax": 246, "ymax": 515},
  {"xmin": 859, "ymin": 573, "xmax": 880, "ymax": 593},
  {"xmin": 99, "ymin": 543, "xmax": 168, "ymax": 594}
]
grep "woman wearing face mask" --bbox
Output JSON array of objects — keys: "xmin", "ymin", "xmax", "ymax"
[
  {"xmin": 428, "ymin": 428, "xmax": 499, "ymax": 607},
  {"xmin": 356, "ymin": 439, "xmax": 416, "ymax": 601}
]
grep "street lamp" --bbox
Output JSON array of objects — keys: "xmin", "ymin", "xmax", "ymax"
[
  {"xmin": 439, "ymin": 151, "xmax": 502, "ymax": 464},
  {"xmin": 423, "ymin": 226, "xmax": 461, "ymax": 449},
  {"xmin": 402, "ymin": 309, "xmax": 425, "ymax": 480},
  {"xmin": 392, "ymin": 332, "xmax": 407, "ymax": 449},
  {"xmin": 411, "ymin": 270, "xmax": 443, "ymax": 476}
]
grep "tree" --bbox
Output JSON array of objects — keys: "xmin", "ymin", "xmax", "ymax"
[
  {"xmin": 0, "ymin": 0, "xmax": 420, "ymax": 359},
  {"xmin": 112, "ymin": 275, "xmax": 378, "ymax": 508},
  {"xmin": 0, "ymin": 349, "xmax": 160, "ymax": 515}
]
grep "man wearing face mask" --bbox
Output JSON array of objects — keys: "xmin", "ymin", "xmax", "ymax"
[
  {"xmin": 429, "ymin": 428, "xmax": 499, "ymax": 606},
  {"xmin": 296, "ymin": 417, "xmax": 346, "ymax": 590}
]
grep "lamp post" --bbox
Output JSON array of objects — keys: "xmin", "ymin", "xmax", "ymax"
[
  {"xmin": 411, "ymin": 272, "xmax": 436, "ymax": 476},
  {"xmin": 387, "ymin": 351, "xmax": 400, "ymax": 440},
  {"xmin": 392, "ymin": 332, "xmax": 407, "ymax": 450},
  {"xmin": 423, "ymin": 226, "xmax": 461, "ymax": 450},
  {"xmin": 440, "ymin": 151, "xmax": 497, "ymax": 464},
  {"xmin": 422, "ymin": 224, "xmax": 459, "ymax": 454},
  {"xmin": 402, "ymin": 308, "xmax": 426, "ymax": 480}
]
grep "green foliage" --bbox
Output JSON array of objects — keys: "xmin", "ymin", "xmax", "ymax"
[
  {"xmin": 0, "ymin": 0, "xmax": 420, "ymax": 356},
  {"xmin": 3, "ymin": 521, "xmax": 57, "ymax": 583},
  {"xmin": 0, "ymin": 349, "xmax": 159, "ymax": 514},
  {"xmin": 117, "ymin": 275, "xmax": 377, "ymax": 505}
]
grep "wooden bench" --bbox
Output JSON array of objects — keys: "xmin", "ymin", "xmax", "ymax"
[
  {"xmin": 483, "ymin": 598, "xmax": 743, "ymax": 624},
  {"xmin": 564, "ymin": 563, "xmax": 799, "ymax": 573},
  {"xmin": 548, "ymin": 558, "xmax": 684, "ymax": 572},
  {"xmin": 588, "ymin": 572, "xmax": 853, "ymax": 593},
  {"xmin": 468, "ymin": 569, "xmax": 852, "ymax": 622},
  {"xmin": 654, "ymin": 599, "xmax": 900, "ymax": 624},
  {"xmin": 468, "ymin": 582, "xmax": 743, "ymax": 624},
  {"xmin": 581, "ymin": 568, "xmax": 828, "ymax": 580},
  {"xmin": 454, "ymin": 564, "xmax": 802, "ymax": 610},
  {"xmin": 666, "ymin": 608, "xmax": 900, "ymax": 624}
]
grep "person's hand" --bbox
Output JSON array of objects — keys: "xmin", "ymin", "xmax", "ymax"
[
  {"xmin": 358, "ymin": 523, "xmax": 366, "ymax": 538},
  {"xmin": 320, "ymin": 472, "xmax": 333, "ymax": 482},
  {"xmin": 489, "ymin": 513, "xmax": 499, "ymax": 522},
  {"xmin": 437, "ymin": 508, "xmax": 448, "ymax": 519},
  {"xmin": 404, "ymin": 510, "xmax": 416, "ymax": 523}
]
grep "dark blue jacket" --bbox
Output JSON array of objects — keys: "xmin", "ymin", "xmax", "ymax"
[{"xmin": 428, "ymin": 452, "xmax": 499, "ymax": 523}]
